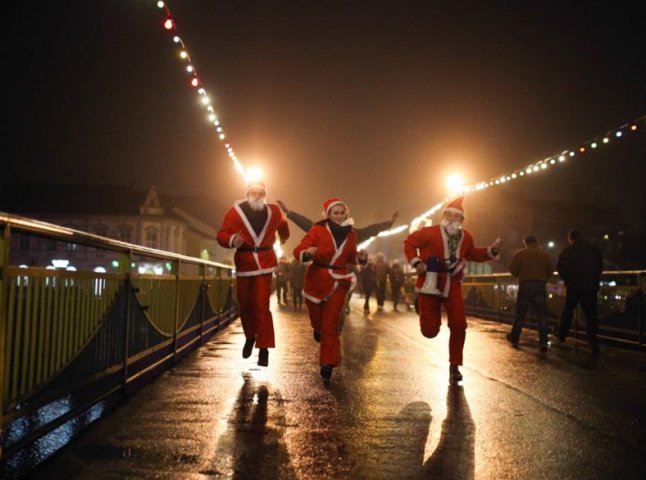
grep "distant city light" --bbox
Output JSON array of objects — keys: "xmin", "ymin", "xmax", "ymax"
[{"xmin": 52, "ymin": 259, "xmax": 70, "ymax": 268}]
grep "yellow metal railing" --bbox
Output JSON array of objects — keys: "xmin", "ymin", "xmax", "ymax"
[
  {"xmin": 0, "ymin": 212, "xmax": 236, "ymax": 461},
  {"xmin": 3, "ymin": 268, "xmax": 122, "ymax": 404}
]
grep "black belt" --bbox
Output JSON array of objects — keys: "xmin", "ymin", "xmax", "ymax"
[{"xmin": 237, "ymin": 245, "xmax": 273, "ymax": 252}]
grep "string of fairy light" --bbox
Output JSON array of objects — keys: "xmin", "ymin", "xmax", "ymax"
[
  {"xmin": 156, "ymin": 1, "xmax": 264, "ymax": 184},
  {"xmin": 358, "ymin": 114, "xmax": 645, "ymax": 250},
  {"xmin": 155, "ymin": 2, "xmax": 643, "ymax": 254},
  {"xmin": 156, "ymin": 1, "xmax": 277, "ymax": 252}
]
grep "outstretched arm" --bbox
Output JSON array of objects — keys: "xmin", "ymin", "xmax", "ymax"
[
  {"xmin": 277, "ymin": 200, "xmax": 314, "ymax": 232},
  {"xmin": 355, "ymin": 211, "xmax": 399, "ymax": 243}
]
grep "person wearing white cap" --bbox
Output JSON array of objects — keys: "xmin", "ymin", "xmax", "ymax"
[
  {"xmin": 403, "ymin": 197, "xmax": 503, "ymax": 383},
  {"xmin": 217, "ymin": 181, "xmax": 290, "ymax": 367}
]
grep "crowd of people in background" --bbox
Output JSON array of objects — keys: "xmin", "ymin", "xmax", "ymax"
[{"xmin": 274, "ymin": 255, "xmax": 307, "ymax": 309}]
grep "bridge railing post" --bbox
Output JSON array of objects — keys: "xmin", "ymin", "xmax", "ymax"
[
  {"xmin": 0, "ymin": 223, "xmax": 10, "ymax": 460},
  {"xmin": 119, "ymin": 252, "xmax": 133, "ymax": 387},
  {"xmin": 172, "ymin": 259, "xmax": 180, "ymax": 363}
]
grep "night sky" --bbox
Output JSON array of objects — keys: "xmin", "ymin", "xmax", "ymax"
[{"xmin": 4, "ymin": 1, "xmax": 645, "ymax": 230}]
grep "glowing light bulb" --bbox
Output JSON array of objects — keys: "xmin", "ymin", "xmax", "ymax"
[
  {"xmin": 164, "ymin": 19, "xmax": 173, "ymax": 30},
  {"xmin": 157, "ymin": 1, "xmax": 165, "ymax": 8},
  {"xmin": 246, "ymin": 167, "xmax": 264, "ymax": 183},
  {"xmin": 446, "ymin": 174, "xmax": 464, "ymax": 198}
]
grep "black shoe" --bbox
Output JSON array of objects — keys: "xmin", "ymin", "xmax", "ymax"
[
  {"xmin": 506, "ymin": 333, "xmax": 519, "ymax": 348},
  {"xmin": 313, "ymin": 330, "xmax": 321, "ymax": 343},
  {"xmin": 320, "ymin": 364, "xmax": 333, "ymax": 381},
  {"xmin": 242, "ymin": 337, "xmax": 255, "ymax": 358},
  {"xmin": 258, "ymin": 348, "xmax": 269, "ymax": 367},
  {"xmin": 449, "ymin": 365, "xmax": 463, "ymax": 383},
  {"xmin": 540, "ymin": 343, "xmax": 550, "ymax": 352}
]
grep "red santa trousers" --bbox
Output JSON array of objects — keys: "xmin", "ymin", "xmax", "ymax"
[
  {"xmin": 418, "ymin": 283, "xmax": 467, "ymax": 365},
  {"xmin": 306, "ymin": 286, "xmax": 348, "ymax": 366},
  {"xmin": 236, "ymin": 273, "xmax": 275, "ymax": 349}
]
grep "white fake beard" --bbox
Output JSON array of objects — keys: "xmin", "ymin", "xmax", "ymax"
[
  {"xmin": 248, "ymin": 198, "xmax": 266, "ymax": 211},
  {"xmin": 441, "ymin": 219, "xmax": 462, "ymax": 235}
]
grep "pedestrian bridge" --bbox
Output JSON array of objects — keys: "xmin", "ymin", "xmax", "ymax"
[{"xmin": 1, "ymin": 213, "xmax": 645, "ymax": 479}]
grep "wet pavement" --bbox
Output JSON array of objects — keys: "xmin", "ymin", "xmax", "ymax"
[{"xmin": 23, "ymin": 296, "xmax": 646, "ymax": 479}]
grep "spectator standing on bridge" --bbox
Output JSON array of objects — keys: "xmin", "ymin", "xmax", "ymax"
[
  {"xmin": 293, "ymin": 198, "xmax": 367, "ymax": 381},
  {"xmin": 389, "ymin": 259, "xmax": 406, "ymax": 311},
  {"xmin": 275, "ymin": 255, "xmax": 291, "ymax": 305},
  {"xmin": 404, "ymin": 197, "xmax": 503, "ymax": 383},
  {"xmin": 217, "ymin": 181, "xmax": 290, "ymax": 367},
  {"xmin": 290, "ymin": 258, "xmax": 306, "ymax": 310},
  {"xmin": 374, "ymin": 253, "xmax": 390, "ymax": 310},
  {"xmin": 555, "ymin": 229, "xmax": 603, "ymax": 354},
  {"xmin": 506, "ymin": 234, "xmax": 554, "ymax": 351},
  {"xmin": 359, "ymin": 256, "xmax": 377, "ymax": 313}
]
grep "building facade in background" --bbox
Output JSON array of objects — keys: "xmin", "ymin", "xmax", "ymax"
[{"xmin": 0, "ymin": 183, "xmax": 232, "ymax": 272}]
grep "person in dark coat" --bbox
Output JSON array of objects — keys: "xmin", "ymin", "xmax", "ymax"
[
  {"xmin": 389, "ymin": 260, "xmax": 406, "ymax": 311},
  {"xmin": 555, "ymin": 229, "xmax": 604, "ymax": 354},
  {"xmin": 290, "ymin": 258, "xmax": 306, "ymax": 310},
  {"xmin": 374, "ymin": 253, "xmax": 390, "ymax": 309},
  {"xmin": 359, "ymin": 258, "xmax": 377, "ymax": 313}
]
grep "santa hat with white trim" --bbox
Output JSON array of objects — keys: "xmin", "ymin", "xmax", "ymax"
[
  {"xmin": 444, "ymin": 197, "xmax": 465, "ymax": 218},
  {"xmin": 322, "ymin": 197, "xmax": 347, "ymax": 216}
]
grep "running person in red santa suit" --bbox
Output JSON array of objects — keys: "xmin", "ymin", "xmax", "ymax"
[
  {"xmin": 293, "ymin": 198, "xmax": 367, "ymax": 381},
  {"xmin": 216, "ymin": 181, "xmax": 290, "ymax": 367},
  {"xmin": 403, "ymin": 197, "xmax": 503, "ymax": 382}
]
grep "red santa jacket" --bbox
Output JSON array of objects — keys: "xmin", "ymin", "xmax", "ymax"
[
  {"xmin": 216, "ymin": 201, "xmax": 289, "ymax": 276},
  {"xmin": 404, "ymin": 224, "xmax": 496, "ymax": 295},
  {"xmin": 293, "ymin": 221, "xmax": 360, "ymax": 304}
]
